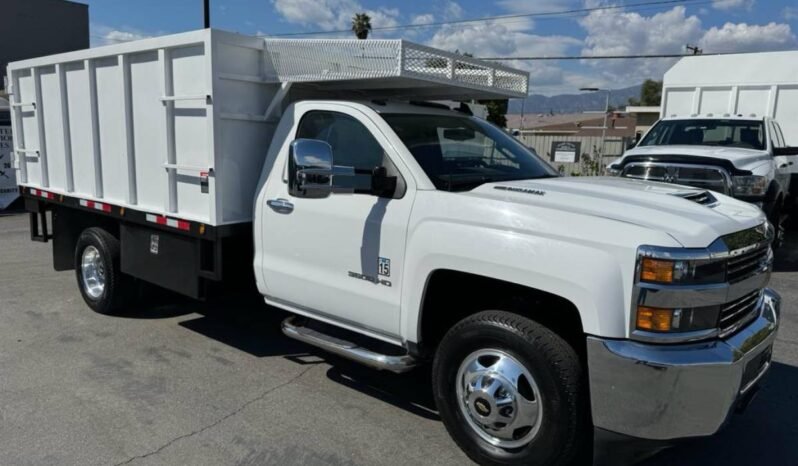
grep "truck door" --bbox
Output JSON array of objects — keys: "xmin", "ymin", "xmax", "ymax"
[{"xmin": 258, "ymin": 104, "xmax": 415, "ymax": 339}]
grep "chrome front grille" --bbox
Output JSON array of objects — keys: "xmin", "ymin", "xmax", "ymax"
[
  {"xmin": 719, "ymin": 290, "xmax": 761, "ymax": 337},
  {"xmin": 727, "ymin": 247, "xmax": 770, "ymax": 283},
  {"xmin": 622, "ymin": 162, "xmax": 732, "ymax": 195}
]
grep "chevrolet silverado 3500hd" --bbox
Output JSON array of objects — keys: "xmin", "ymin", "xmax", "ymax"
[{"xmin": 7, "ymin": 30, "xmax": 780, "ymax": 465}]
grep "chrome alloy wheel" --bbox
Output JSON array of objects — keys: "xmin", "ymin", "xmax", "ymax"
[
  {"xmin": 81, "ymin": 245, "xmax": 106, "ymax": 299},
  {"xmin": 456, "ymin": 349, "xmax": 543, "ymax": 449}
]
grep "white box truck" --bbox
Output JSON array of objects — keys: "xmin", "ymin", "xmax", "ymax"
[
  {"xmin": 8, "ymin": 30, "xmax": 781, "ymax": 465},
  {"xmin": 610, "ymin": 51, "xmax": 798, "ymax": 233}
]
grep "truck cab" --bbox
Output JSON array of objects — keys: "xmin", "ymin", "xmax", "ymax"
[{"xmin": 608, "ymin": 115, "xmax": 798, "ymax": 230}]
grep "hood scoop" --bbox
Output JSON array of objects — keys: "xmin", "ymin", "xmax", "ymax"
[{"xmin": 672, "ymin": 190, "xmax": 718, "ymax": 206}]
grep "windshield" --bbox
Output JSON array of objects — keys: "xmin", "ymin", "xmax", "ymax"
[
  {"xmin": 382, "ymin": 113, "xmax": 558, "ymax": 192},
  {"xmin": 640, "ymin": 119, "xmax": 765, "ymax": 150}
]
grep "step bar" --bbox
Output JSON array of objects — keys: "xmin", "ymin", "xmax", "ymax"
[{"xmin": 281, "ymin": 316, "xmax": 417, "ymax": 373}]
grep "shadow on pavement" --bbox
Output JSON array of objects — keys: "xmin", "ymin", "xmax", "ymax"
[
  {"xmin": 775, "ymin": 225, "xmax": 798, "ymax": 272},
  {"xmin": 641, "ymin": 361, "xmax": 798, "ymax": 465}
]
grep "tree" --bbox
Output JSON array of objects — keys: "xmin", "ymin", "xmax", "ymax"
[
  {"xmin": 482, "ymin": 100, "xmax": 508, "ymax": 127},
  {"xmin": 351, "ymin": 13, "xmax": 372, "ymax": 39},
  {"xmin": 629, "ymin": 79, "xmax": 663, "ymax": 106}
]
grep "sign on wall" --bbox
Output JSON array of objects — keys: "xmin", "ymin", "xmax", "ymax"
[
  {"xmin": 550, "ymin": 141, "xmax": 581, "ymax": 163},
  {"xmin": 0, "ymin": 120, "xmax": 18, "ymax": 210}
]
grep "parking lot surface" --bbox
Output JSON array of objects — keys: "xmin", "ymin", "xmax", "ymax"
[{"xmin": 1, "ymin": 211, "xmax": 797, "ymax": 465}]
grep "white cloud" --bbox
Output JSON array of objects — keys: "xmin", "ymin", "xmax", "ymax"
[
  {"xmin": 443, "ymin": 0, "xmax": 464, "ymax": 20},
  {"xmin": 782, "ymin": 6, "xmax": 798, "ymax": 21},
  {"xmin": 411, "ymin": 14, "xmax": 435, "ymax": 25},
  {"xmin": 429, "ymin": 22, "xmax": 580, "ymax": 58},
  {"xmin": 271, "ymin": 0, "xmax": 400, "ymax": 33},
  {"xmin": 700, "ymin": 22, "xmax": 797, "ymax": 52},
  {"xmin": 711, "ymin": 0, "xmax": 754, "ymax": 11},
  {"xmin": 579, "ymin": 6, "xmax": 702, "ymax": 85},
  {"xmin": 497, "ymin": 0, "xmax": 575, "ymax": 14},
  {"xmin": 91, "ymin": 24, "xmax": 156, "ymax": 47}
]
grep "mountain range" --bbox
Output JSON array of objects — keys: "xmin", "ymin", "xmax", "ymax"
[{"xmin": 507, "ymin": 84, "xmax": 643, "ymax": 115}]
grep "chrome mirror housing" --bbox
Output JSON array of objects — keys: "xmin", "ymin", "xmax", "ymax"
[{"xmin": 288, "ymin": 139, "xmax": 354, "ymax": 198}]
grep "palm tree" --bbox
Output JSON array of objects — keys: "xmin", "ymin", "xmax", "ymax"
[{"xmin": 351, "ymin": 13, "xmax": 372, "ymax": 40}]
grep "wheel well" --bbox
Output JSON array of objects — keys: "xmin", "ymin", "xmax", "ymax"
[
  {"xmin": 418, "ymin": 269, "xmax": 585, "ymax": 359},
  {"xmin": 52, "ymin": 206, "xmax": 120, "ymax": 271}
]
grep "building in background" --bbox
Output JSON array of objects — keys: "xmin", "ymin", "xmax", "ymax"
[
  {"xmin": 507, "ymin": 112, "xmax": 636, "ymax": 175},
  {"xmin": 1, "ymin": 0, "xmax": 89, "ymax": 89},
  {"xmin": 625, "ymin": 105, "xmax": 661, "ymax": 140}
]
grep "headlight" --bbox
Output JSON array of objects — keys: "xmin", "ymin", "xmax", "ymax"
[
  {"xmin": 639, "ymin": 257, "xmax": 726, "ymax": 284},
  {"xmin": 733, "ymin": 175, "xmax": 768, "ymax": 197},
  {"xmin": 606, "ymin": 164, "xmax": 621, "ymax": 176}
]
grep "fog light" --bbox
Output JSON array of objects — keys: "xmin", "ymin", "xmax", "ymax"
[{"xmin": 636, "ymin": 306, "xmax": 674, "ymax": 332}]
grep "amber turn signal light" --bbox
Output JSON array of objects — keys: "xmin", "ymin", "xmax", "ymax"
[
  {"xmin": 636, "ymin": 306, "xmax": 673, "ymax": 332},
  {"xmin": 640, "ymin": 258, "xmax": 674, "ymax": 283}
]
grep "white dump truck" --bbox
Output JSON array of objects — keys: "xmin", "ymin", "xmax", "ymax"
[
  {"xmin": 610, "ymin": 51, "xmax": 798, "ymax": 231},
  {"xmin": 7, "ymin": 29, "xmax": 780, "ymax": 465}
]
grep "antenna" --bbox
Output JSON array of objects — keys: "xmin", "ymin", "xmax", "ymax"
[
  {"xmin": 204, "ymin": 0, "xmax": 210, "ymax": 28},
  {"xmin": 685, "ymin": 44, "xmax": 703, "ymax": 55}
]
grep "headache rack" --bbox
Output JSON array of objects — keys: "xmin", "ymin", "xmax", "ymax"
[{"xmin": 261, "ymin": 39, "xmax": 529, "ymax": 99}]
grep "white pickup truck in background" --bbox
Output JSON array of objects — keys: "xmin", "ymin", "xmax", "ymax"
[
  {"xmin": 609, "ymin": 51, "xmax": 798, "ymax": 236},
  {"xmin": 608, "ymin": 115, "xmax": 797, "ymax": 229},
  {"xmin": 7, "ymin": 29, "xmax": 781, "ymax": 465}
]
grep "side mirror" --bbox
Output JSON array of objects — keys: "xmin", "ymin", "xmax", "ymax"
[
  {"xmin": 288, "ymin": 139, "xmax": 354, "ymax": 198},
  {"xmin": 774, "ymin": 147, "xmax": 798, "ymax": 156}
]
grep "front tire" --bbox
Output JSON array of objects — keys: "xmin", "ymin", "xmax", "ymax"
[
  {"xmin": 432, "ymin": 311, "xmax": 589, "ymax": 466},
  {"xmin": 74, "ymin": 227, "xmax": 129, "ymax": 315}
]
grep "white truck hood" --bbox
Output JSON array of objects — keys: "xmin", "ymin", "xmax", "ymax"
[
  {"xmin": 620, "ymin": 145, "xmax": 769, "ymax": 171},
  {"xmin": 466, "ymin": 176, "xmax": 765, "ymax": 248}
]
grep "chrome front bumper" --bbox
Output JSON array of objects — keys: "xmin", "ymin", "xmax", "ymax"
[{"xmin": 587, "ymin": 288, "xmax": 780, "ymax": 441}]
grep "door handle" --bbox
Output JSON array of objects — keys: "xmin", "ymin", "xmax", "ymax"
[{"xmin": 267, "ymin": 198, "xmax": 294, "ymax": 213}]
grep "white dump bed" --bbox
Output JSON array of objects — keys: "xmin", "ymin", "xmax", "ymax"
[
  {"xmin": 7, "ymin": 29, "xmax": 528, "ymax": 226},
  {"xmin": 662, "ymin": 51, "xmax": 798, "ymax": 145}
]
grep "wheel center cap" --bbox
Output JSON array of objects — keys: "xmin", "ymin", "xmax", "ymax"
[{"xmin": 474, "ymin": 398, "xmax": 491, "ymax": 416}]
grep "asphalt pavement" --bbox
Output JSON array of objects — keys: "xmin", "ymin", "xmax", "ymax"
[{"xmin": 1, "ymin": 211, "xmax": 796, "ymax": 465}]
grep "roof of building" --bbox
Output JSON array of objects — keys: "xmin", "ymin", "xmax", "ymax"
[
  {"xmin": 625, "ymin": 106, "xmax": 660, "ymax": 114},
  {"xmin": 506, "ymin": 113, "xmax": 598, "ymax": 130},
  {"xmin": 508, "ymin": 112, "xmax": 636, "ymax": 137}
]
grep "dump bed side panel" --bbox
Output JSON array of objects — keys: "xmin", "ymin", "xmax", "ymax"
[{"xmin": 7, "ymin": 30, "xmax": 224, "ymax": 225}]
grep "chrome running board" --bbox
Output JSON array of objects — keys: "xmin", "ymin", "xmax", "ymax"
[{"xmin": 281, "ymin": 316, "xmax": 417, "ymax": 373}]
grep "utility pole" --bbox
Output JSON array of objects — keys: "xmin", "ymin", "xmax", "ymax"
[
  {"xmin": 204, "ymin": 0, "xmax": 210, "ymax": 29},
  {"xmin": 685, "ymin": 44, "xmax": 703, "ymax": 55},
  {"xmin": 580, "ymin": 87, "xmax": 611, "ymax": 175}
]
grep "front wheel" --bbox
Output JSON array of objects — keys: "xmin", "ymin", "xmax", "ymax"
[{"xmin": 432, "ymin": 311, "xmax": 589, "ymax": 466}]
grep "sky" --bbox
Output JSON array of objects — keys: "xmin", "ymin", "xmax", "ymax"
[{"xmin": 79, "ymin": 0, "xmax": 798, "ymax": 95}]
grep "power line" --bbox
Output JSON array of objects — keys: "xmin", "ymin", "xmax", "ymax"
[
  {"xmin": 478, "ymin": 50, "xmax": 789, "ymax": 60},
  {"xmin": 92, "ymin": 0, "xmax": 706, "ymax": 45},
  {"xmin": 261, "ymin": 0, "xmax": 706, "ymax": 37}
]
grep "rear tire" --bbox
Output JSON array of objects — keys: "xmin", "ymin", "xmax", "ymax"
[
  {"xmin": 74, "ymin": 227, "xmax": 129, "ymax": 315},
  {"xmin": 432, "ymin": 310, "xmax": 589, "ymax": 466}
]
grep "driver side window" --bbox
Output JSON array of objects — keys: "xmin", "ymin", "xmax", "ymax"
[{"xmin": 297, "ymin": 111, "xmax": 386, "ymax": 171}]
